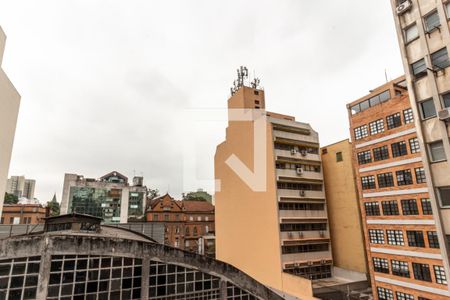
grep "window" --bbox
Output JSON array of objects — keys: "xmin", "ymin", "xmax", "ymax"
[
  {"xmin": 373, "ymin": 257, "xmax": 389, "ymax": 273},
  {"xmin": 153, "ymin": 214, "xmax": 158, "ymax": 221},
  {"xmin": 396, "ymin": 292, "xmax": 414, "ymax": 300},
  {"xmin": 391, "ymin": 141, "xmax": 408, "ymax": 157},
  {"xmin": 357, "ymin": 150, "xmax": 372, "ymax": 165},
  {"xmin": 434, "ymin": 265, "xmax": 447, "ymax": 284},
  {"xmin": 443, "ymin": 92, "xmax": 450, "ymax": 108},
  {"xmin": 396, "ymin": 169, "xmax": 413, "ymax": 186},
  {"xmin": 401, "ymin": 199, "xmax": 419, "ymax": 215},
  {"xmin": 425, "ymin": 10, "xmax": 440, "ymax": 32},
  {"xmin": 164, "ymin": 214, "xmax": 169, "ymax": 221},
  {"xmin": 364, "ymin": 202, "xmax": 380, "ymax": 216},
  {"xmin": 193, "ymin": 227, "xmax": 198, "ymax": 236},
  {"xmin": 377, "ymin": 173, "xmax": 394, "ymax": 188},
  {"xmin": 391, "ymin": 260, "xmax": 410, "ymax": 278},
  {"xmin": 428, "ymin": 231, "xmax": 440, "ymax": 248},
  {"xmin": 369, "ymin": 119, "xmax": 384, "ymax": 135},
  {"xmin": 409, "ymin": 137, "xmax": 420, "ymax": 153},
  {"xmin": 386, "ymin": 113, "xmax": 402, "ymax": 130},
  {"xmin": 403, "ymin": 108, "xmax": 414, "ymax": 123},
  {"xmin": 429, "ymin": 141, "xmax": 446, "ymax": 162},
  {"xmin": 382, "ymin": 200, "xmax": 399, "ymax": 215},
  {"xmin": 411, "ymin": 59, "xmax": 427, "ymax": 78},
  {"xmin": 431, "ymin": 48, "xmax": 450, "ymax": 69},
  {"xmin": 421, "ymin": 198, "xmax": 433, "ymax": 215},
  {"xmin": 415, "ymin": 167, "xmax": 426, "ymax": 183},
  {"xmin": 185, "ymin": 227, "xmax": 190, "ymax": 235},
  {"xmin": 438, "ymin": 187, "xmax": 450, "ymax": 207},
  {"xmin": 387, "ymin": 230, "xmax": 404, "ymax": 245},
  {"xmin": 354, "ymin": 125, "xmax": 368, "ymax": 140},
  {"xmin": 361, "ymin": 176, "xmax": 376, "ymax": 190},
  {"xmin": 377, "ymin": 287, "xmax": 394, "ymax": 300},
  {"xmin": 420, "ymin": 99, "xmax": 436, "ymax": 119},
  {"xmin": 336, "ymin": 152, "xmax": 343, "ymax": 162},
  {"xmin": 369, "ymin": 229, "xmax": 384, "ymax": 244},
  {"xmin": 404, "ymin": 24, "xmax": 419, "ymax": 43},
  {"xmin": 413, "ymin": 263, "xmax": 432, "ymax": 282},
  {"xmin": 407, "ymin": 230, "xmax": 425, "ymax": 247},
  {"xmin": 373, "ymin": 146, "xmax": 389, "ymax": 161}
]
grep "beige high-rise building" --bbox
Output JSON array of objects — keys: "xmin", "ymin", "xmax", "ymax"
[
  {"xmin": 390, "ymin": 1, "xmax": 450, "ymax": 298},
  {"xmin": 6, "ymin": 176, "xmax": 36, "ymax": 199},
  {"xmin": 0, "ymin": 26, "xmax": 21, "ymax": 216}
]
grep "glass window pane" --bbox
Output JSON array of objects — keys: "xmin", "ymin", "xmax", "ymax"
[
  {"xmin": 443, "ymin": 93, "xmax": 450, "ymax": 108},
  {"xmin": 425, "ymin": 11, "xmax": 440, "ymax": 31},
  {"xmin": 420, "ymin": 99, "xmax": 436, "ymax": 119},
  {"xmin": 405, "ymin": 24, "xmax": 419, "ymax": 42},
  {"xmin": 429, "ymin": 141, "xmax": 446, "ymax": 162},
  {"xmin": 431, "ymin": 48, "xmax": 450, "ymax": 69},
  {"xmin": 440, "ymin": 187, "xmax": 450, "ymax": 206}
]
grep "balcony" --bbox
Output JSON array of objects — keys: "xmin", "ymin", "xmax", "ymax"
[
  {"xmin": 279, "ymin": 209, "xmax": 327, "ymax": 219},
  {"xmin": 273, "ymin": 130, "xmax": 318, "ymax": 145},
  {"xmin": 280, "ymin": 231, "xmax": 329, "ymax": 241},
  {"xmin": 281, "ymin": 251, "xmax": 332, "ymax": 264},
  {"xmin": 274, "ymin": 149, "xmax": 320, "ymax": 162},
  {"xmin": 277, "ymin": 189, "xmax": 325, "ymax": 201},
  {"xmin": 276, "ymin": 168, "xmax": 323, "ymax": 182}
]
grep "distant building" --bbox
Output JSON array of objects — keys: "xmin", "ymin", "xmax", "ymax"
[
  {"xmin": 1, "ymin": 203, "xmax": 47, "ymax": 225},
  {"xmin": 146, "ymin": 194, "xmax": 215, "ymax": 256},
  {"xmin": 0, "ymin": 213, "xmax": 282, "ymax": 300},
  {"xmin": 0, "ymin": 26, "xmax": 21, "ymax": 216},
  {"xmin": 6, "ymin": 176, "xmax": 36, "ymax": 199},
  {"xmin": 183, "ymin": 189, "xmax": 213, "ymax": 203},
  {"xmin": 60, "ymin": 171, "xmax": 147, "ymax": 223}
]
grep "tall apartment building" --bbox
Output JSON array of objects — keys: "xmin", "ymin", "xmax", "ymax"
[
  {"xmin": 6, "ymin": 176, "xmax": 36, "ymax": 199},
  {"xmin": 348, "ymin": 77, "xmax": 450, "ymax": 299},
  {"xmin": 60, "ymin": 171, "xmax": 147, "ymax": 223},
  {"xmin": 215, "ymin": 74, "xmax": 332, "ymax": 299},
  {"xmin": 0, "ymin": 26, "xmax": 21, "ymax": 216}
]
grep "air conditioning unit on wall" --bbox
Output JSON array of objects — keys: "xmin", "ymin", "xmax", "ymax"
[
  {"xmin": 396, "ymin": 0, "xmax": 412, "ymax": 15},
  {"xmin": 438, "ymin": 108, "xmax": 450, "ymax": 121}
]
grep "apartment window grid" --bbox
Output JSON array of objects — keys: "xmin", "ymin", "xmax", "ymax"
[
  {"xmin": 372, "ymin": 257, "xmax": 389, "ymax": 274},
  {"xmin": 401, "ymin": 199, "xmax": 419, "ymax": 215},
  {"xmin": 431, "ymin": 47, "xmax": 450, "ymax": 69},
  {"xmin": 354, "ymin": 125, "xmax": 369, "ymax": 140},
  {"xmin": 377, "ymin": 287, "xmax": 394, "ymax": 300},
  {"xmin": 413, "ymin": 263, "xmax": 432, "ymax": 282},
  {"xmin": 386, "ymin": 113, "xmax": 402, "ymax": 129},
  {"xmin": 421, "ymin": 198, "xmax": 433, "ymax": 215},
  {"xmin": 420, "ymin": 99, "xmax": 437, "ymax": 119},
  {"xmin": 48, "ymin": 255, "xmax": 142, "ymax": 300},
  {"xmin": 396, "ymin": 169, "xmax": 413, "ymax": 186},
  {"xmin": 149, "ymin": 260, "xmax": 224, "ymax": 299},
  {"xmin": 369, "ymin": 119, "xmax": 384, "ymax": 135},
  {"xmin": 412, "ymin": 59, "xmax": 427, "ymax": 78},
  {"xmin": 227, "ymin": 283, "xmax": 259, "ymax": 300},
  {"xmin": 404, "ymin": 23, "xmax": 419, "ymax": 43},
  {"xmin": 391, "ymin": 260, "xmax": 410, "ymax": 278},
  {"xmin": 427, "ymin": 231, "xmax": 440, "ymax": 249},
  {"xmin": 396, "ymin": 291, "xmax": 414, "ymax": 300},
  {"xmin": 407, "ymin": 231, "xmax": 425, "ymax": 247},
  {"xmin": 280, "ymin": 223, "xmax": 327, "ymax": 232},
  {"xmin": 415, "ymin": 167, "xmax": 426, "ymax": 184},
  {"xmin": 434, "ymin": 265, "xmax": 447, "ymax": 285},
  {"xmin": 391, "ymin": 141, "xmax": 408, "ymax": 157},
  {"xmin": 357, "ymin": 150, "xmax": 372, "ymax": 165},
  {"xmin": 361, "ymin": 176, "xmax": 376, "ymax": 190},
  {"xmin": 369, "ymin": 229, "xmax": 385, "ymax": 244},
  {"xmin": 387, "ymin": 230, "xmax": 404, "ymax": 246},
  {"xmin": 403, "ymin": 108, "xmax": 414, "ymax": 123},
  {"xmin": 424, "ymin": 10, "xmax": 440, "ymax": 32},
  {"xmin": 377, "ymin": 173, "xmax": 394, "ymax": 188},
  {"xmin": 364, "ymin": 202, "xmax": 380, "ymax": 216},
  {"xmin": 281, "ymin": 243, "xmax": 329, "ymax": 254},
  {"xmin": 382, "ymin": 200, "xmax": 399, "ymax": 216},
  {"xmin": 373, "ymin": 146, "xmax": 389, "ymax": 161},
  {"xmin": 0, "ymin": 256, "xmax": 40, "ymax": 300},
  {"xmin": 409, "ymin": 138, "xmax": 420, "ymax": 153}
]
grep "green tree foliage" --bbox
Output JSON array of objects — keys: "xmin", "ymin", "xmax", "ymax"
[
  {"xmin": 47, "ymin": 194, "xmax": 60, "ymax": 216},
  {"xmin": 4, "ymin": 193, "xmax": 18, "ymax": 204}
]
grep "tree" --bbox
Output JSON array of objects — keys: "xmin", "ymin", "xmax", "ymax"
[
  {"xmin": 146, "ymin": 189, "xmax": 160, "ymax": 211},
  {"xmin": 4, "ymin": 193, "xmax": 18, "ymax": 204},
  {"xmin": 183, "ymin": 190, "xmax": 212, "ymax": 203},
  {"xmin": 47, "ymin": 194, "xmax": 60, "ymax": 216}
]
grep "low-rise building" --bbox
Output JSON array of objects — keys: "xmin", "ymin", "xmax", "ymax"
[
  {"xmin": 60, "ymin": 171, "xmax": 147, "ymax": 223},
  {"xmin": 1, "ymin": 203, "xmax": 47, "ymax": 225},
  {"xmin": 146, "ymin": 194, "xmax": 215, "ymax": 256}
]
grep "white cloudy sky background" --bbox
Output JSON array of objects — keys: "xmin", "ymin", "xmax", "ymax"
[{"xmin": 0, "ymin": 1, "xmax": 404, "ymax": 202}]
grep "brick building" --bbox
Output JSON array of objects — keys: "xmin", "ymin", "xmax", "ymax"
[
  {"xmin": 1, "ymin": 204, "xmax": 47, "ymax": 225},
  {"xmin": 146, "ymin": 194, "xmax": 215, "ymax": 256},
  {"xmin": 348, "ymin": 76, "xmax": 449, "ymax": 299}
]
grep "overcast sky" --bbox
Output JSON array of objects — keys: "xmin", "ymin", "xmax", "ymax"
[{"xmin": 0, "ymin": 1, "xmax": 404, "ymax": 202}]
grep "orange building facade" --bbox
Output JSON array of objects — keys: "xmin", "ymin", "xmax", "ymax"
[
  {"xmin": 1, "ymin": 204, "xmax": 47, "ymax": 225},
  {"xmin": 146, "ymin": 194, "xmax": 215, "ymax": 256},
  {"xmin": 348, "ymin": 77, "xmax": 450, "ymax": 299}
]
